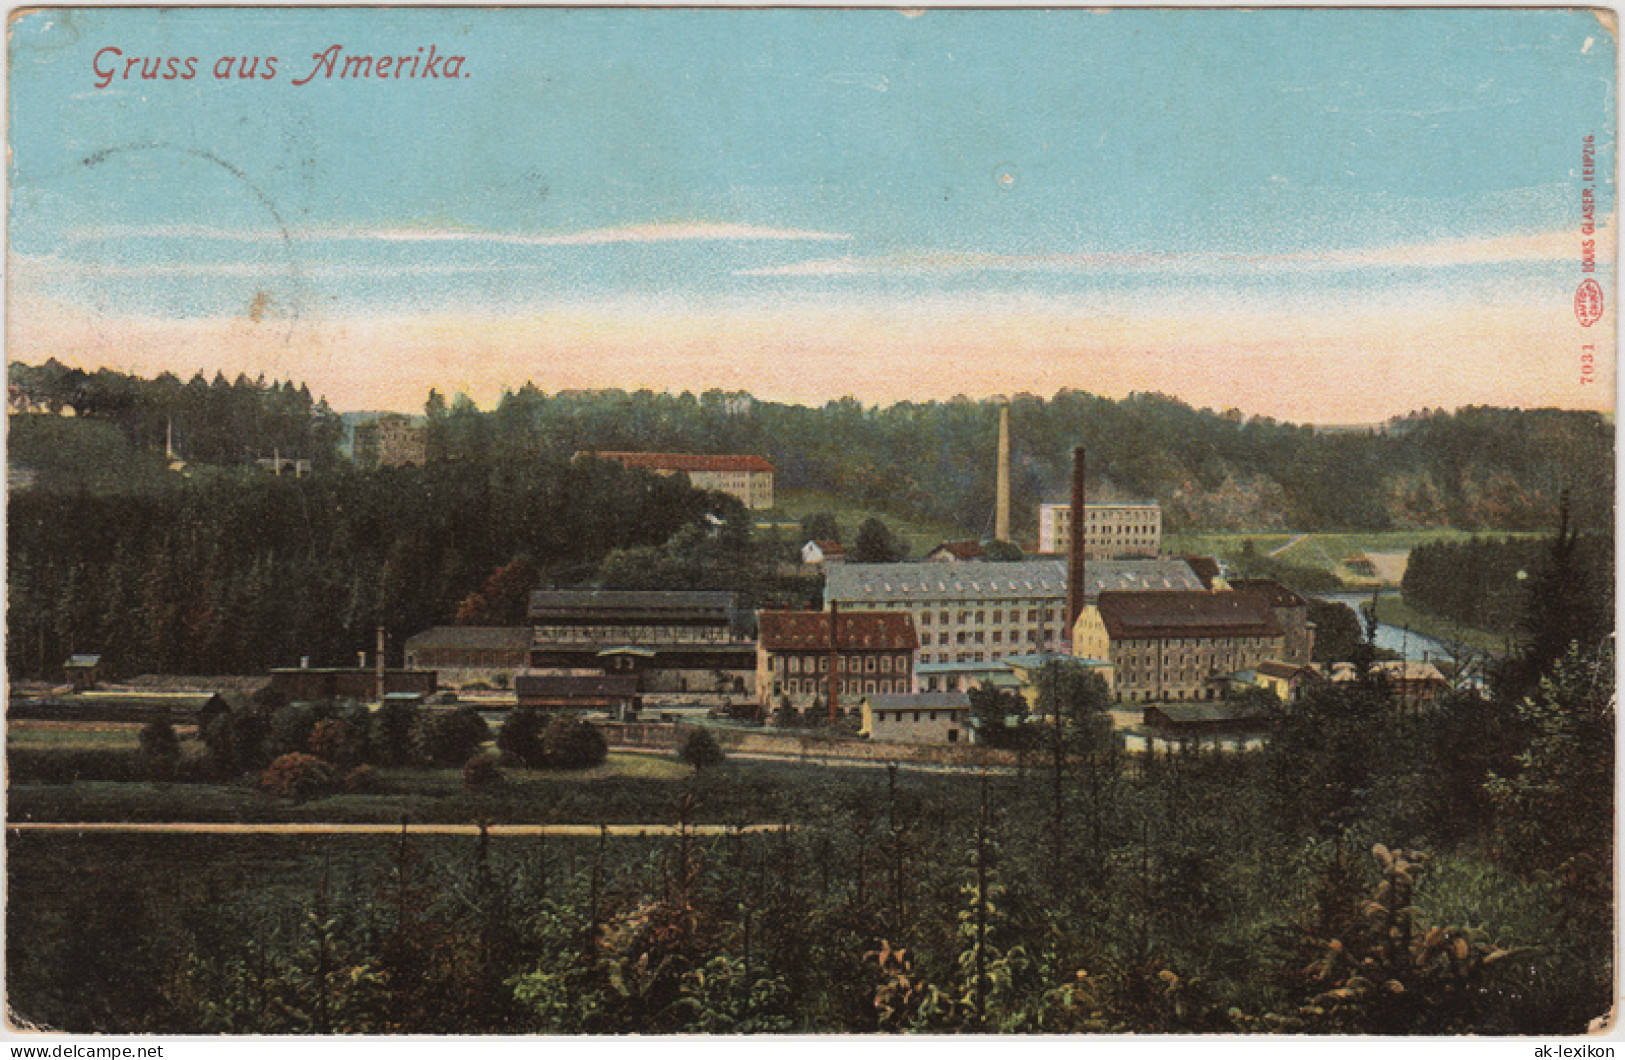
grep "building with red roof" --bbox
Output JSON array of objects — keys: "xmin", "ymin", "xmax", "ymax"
[{"xmin": 756, "ymin": 608, "xmax": 918, "ymax": 714}]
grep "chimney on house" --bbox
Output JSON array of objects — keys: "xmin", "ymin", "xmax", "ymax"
[
  {"xmin": 995, "ymin": 405, "xmax": 1011, "ymax": 543},
  {"xmin": 1067, "ymin": 446, "xmax": 1087, "ymax": 633}
]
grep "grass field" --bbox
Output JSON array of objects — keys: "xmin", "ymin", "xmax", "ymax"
[
  {"xmin": 1369, "ymin": 593, "xmax": 1511, "ymax": 656},
  {"xmin": 757, "ymin": 488, "xmax": 969, "ymax": 558},
  {"xmin": 1163, "ymin": 529, "xmax": 1544, "ymax": 586},
  {"xmin": 7, "ymin": 721, "xmax": 199, "ymax": 750}
]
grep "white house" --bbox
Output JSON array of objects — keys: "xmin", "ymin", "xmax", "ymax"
[{"xmin": 860, "ymin": 691, "xmax": 973, "ymax": 744}]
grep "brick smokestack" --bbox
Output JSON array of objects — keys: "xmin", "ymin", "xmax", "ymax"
[
  {"xmin": 1067, "ymin": 446, "xmax": 1086, "ymax": 633},
  {"xmin": 827, "ymin": 600, "xmax": 841, "ymax": 726},
  {"xmin": 995, "ymin": 405, "xmax": 1011, "ymax": 543},
  {"xmin": 376, "ymin": 624, "xmax": 387, "ymax": 704}
]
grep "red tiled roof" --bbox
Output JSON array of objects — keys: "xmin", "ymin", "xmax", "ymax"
[
  {"xmin": 582, "ymin": 451, "xmax": 774, "ymax": 474},
  {"xmin": 930, "ymin": 540, "xmax": 985, "ymax": 560},
  {"xmin": 1097, "ymin": 590, "xmax": 1282, "ymax": 641},
  {"xmin": 757, "ymin": 610, "xmax": 918, "ymax": 652},
  {"xmin": 811, "ymin": 539, "xmax": 846, "ymax": 555}
]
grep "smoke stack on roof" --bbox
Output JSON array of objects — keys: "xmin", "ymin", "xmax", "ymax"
[
  {"xmin": 995, "ymin": 405, "xmax": 1011, "ymax": 543},
  {"xmin": 1067, "ymin": 446, "xmax": 1087, "ymax": 633}
]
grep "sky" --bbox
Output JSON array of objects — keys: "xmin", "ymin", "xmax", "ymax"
[{"xmin": 7, "ymin": 7, "xmax": 1618, "ymax": 422}]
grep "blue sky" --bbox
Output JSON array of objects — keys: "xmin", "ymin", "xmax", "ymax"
[{"xmin": 8, "ymin": 7, "xmax": 1616, "ymax": 419}]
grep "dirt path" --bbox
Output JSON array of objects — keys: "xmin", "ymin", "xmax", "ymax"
[{"xmin": 1268, "ymin": 533, "xmax": 1309, "ymax": 557}]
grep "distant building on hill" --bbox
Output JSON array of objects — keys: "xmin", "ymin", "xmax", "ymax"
[
  {"xmin": 578, "ymin": 451, "xmax": 775, "ymax": 509},
  {"xmin": 354, "ymin": 413, "xmax": 428, "ymax": 467},
  {"xmin": 1037, "ymin": 502, "xmax": 1162, "ymax": 558}
]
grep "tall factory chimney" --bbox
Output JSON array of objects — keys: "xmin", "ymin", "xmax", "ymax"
[
  {"xmin": 995, "ymin": 405, "xmax": 1012, "ymax": 543},
  {"xmin": 375, "ymin": 625, "xmax": 387, "ymax": 704},
  {"xmin": 1067, "ymin": 447, "xmax": 1087, "ymax": 633}
]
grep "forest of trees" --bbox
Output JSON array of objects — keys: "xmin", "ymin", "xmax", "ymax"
[
  {"xmin": 9, "ymin": 359, "xmax": 343, "ymax": 468},
  {"xmin": 12, "ymin": 362, "xmax": 1612, "ymax": 536},
  {"xmin": 420, "ymin": 384, "xmax": 1613, "ymax": 535},
  {"xmin": 6, "ymin": 455, "xmax": 752, "ymax": 680},
  {"xmin": 1403, "ymin": 532, "xmax": 1614, "ymax": 639}
]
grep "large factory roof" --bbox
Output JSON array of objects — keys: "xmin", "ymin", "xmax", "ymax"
[
  {"xmin": 1096, "ymin": 590, "xmax": 1282, "ymax": 640},
  {"xmin": 823, "ymin": 559, "xmax": 1203, "ymax": 603},
  {"xmin": 529, "ymin": 590, "xmax": 735, "ymax": 624}
]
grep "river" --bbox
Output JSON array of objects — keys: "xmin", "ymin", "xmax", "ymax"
[{"xmin": 1317, "ymin": 591, "xmax": 1456, "ymax": 661}]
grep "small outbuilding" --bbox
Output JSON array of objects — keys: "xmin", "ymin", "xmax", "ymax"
[
  {"xmin": 63, "ymin": 654, "xmax": 104, "ymax": 691},
  {"xmin": 860, "ymin": 691, "xmax": 973, "ymax": 744}
]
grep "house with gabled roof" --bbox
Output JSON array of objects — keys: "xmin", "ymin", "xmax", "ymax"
[{"xmin": 756, "ymin": 608, "xmax": 918, "ymax": 714}]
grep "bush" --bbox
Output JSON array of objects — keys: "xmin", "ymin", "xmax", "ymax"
[
  {"xmin": 307, "ymin": 717, "xmax": 364, "ymax": 768},
  {"xmin": 201, "ymin": 708, "xmax": 273, "ymax": 778},
  {"xmin": 497, "ymin": 706, "xmax": 547, "ymax": 768},
  {"xmin": 138, "ymin": 715, "xmax": 180, "ymax": 782},
  {"xmin": 411, "ymin": 706, "xmax": 492, "ymax": 768},
  {"xmin": 370, "ymin": 700, "xmax": 421, "ymax": 766},
  {"xmin": 542, "ymin": 715, "xmax": 608, "ymax": 771},
  {"xmin": 257, "ymin": 753, "xmax": 338, "ymax": 802},
  {"xmin": 463, "ymin": 752, "xmax": 504, "ymax": 790},
  {"xmin": 341, "ymin": 763, "xmax": 380, "ymax": 794},
  {"xmin": 678, "ymin": 727, "xmax": 726, "ymax": 770},
  {"xmin": 266, "ymin": 702, "xmax": 326, "ymax": 759}
]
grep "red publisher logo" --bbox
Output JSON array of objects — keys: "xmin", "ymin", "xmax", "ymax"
[{"xmin": 1575, "ymin": 279, "xmax": 1604, "ymax": 327}]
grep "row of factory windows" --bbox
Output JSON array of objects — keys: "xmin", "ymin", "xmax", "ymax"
[
  {"xmin": 777, "ymin": 678, "xmax": 905, "ymax": 696},
  {"xmin": 775, "ymin": 653, "xmax": 910, "ymax": 674},
  {"xmin": 921, "ymin": 629, "xmax": 1052, "ymax": 646},
  {"xmin": 533, "ymin": 625, "xmax": 734, "ymax": 643},
  {"xmin": 914, "ymin": 607, "xmax": 1061, "ymax": 626}
]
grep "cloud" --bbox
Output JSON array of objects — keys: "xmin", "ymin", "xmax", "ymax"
[
  {"xmin": 737, "ymin": 223, "xmax": 1616, "ymax": 279},
  {"xmin": 11, "ymin": 254, "xmax": 551, "ymax": 279},
  {"xmin": 69, "ymin": 221, "xmax": 852, "ymax": 247}
]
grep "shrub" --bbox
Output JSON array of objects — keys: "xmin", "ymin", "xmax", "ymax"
[
  {"xmin": 307, "ymin": 717, "xmax": 364, "ymax": 768},
  {"xmin": 202, "ymin": 708, "xmax": 273, "ymax": 777},
  {"xmin": 342, "ymin": 763, "xmax": 380, "ymax": 794},
  {"xmin": 678, "ymin": 727, "xmax": 726, "ymax": 771},
  {"xmin": 497, "ymin": 706, "xmax": 547, "ymax": 768},
  {"xmin": 542, "ymin": 715, "xmax": 608, "ymax": 771},
  {"xmin": 411, "ymin": 706, "xmax": 492, "ymax": 768},
  {"xmin": 138, "ymin": 715, "xmax": 180, "ymax": 782},
  {"xmin": 370, "ymin": 700, "xmax": 421, "ymax": 766},
  {"xmin": 257, "ymin": 753, "xmax": 338, "ymax": 802},
  {"xmin": 463, "ymin": 752, "xmax": 504, "ymax": 790},
  {"xmin": 266, "ymin": 702, "xmax": 326, "ymax": 759}
]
